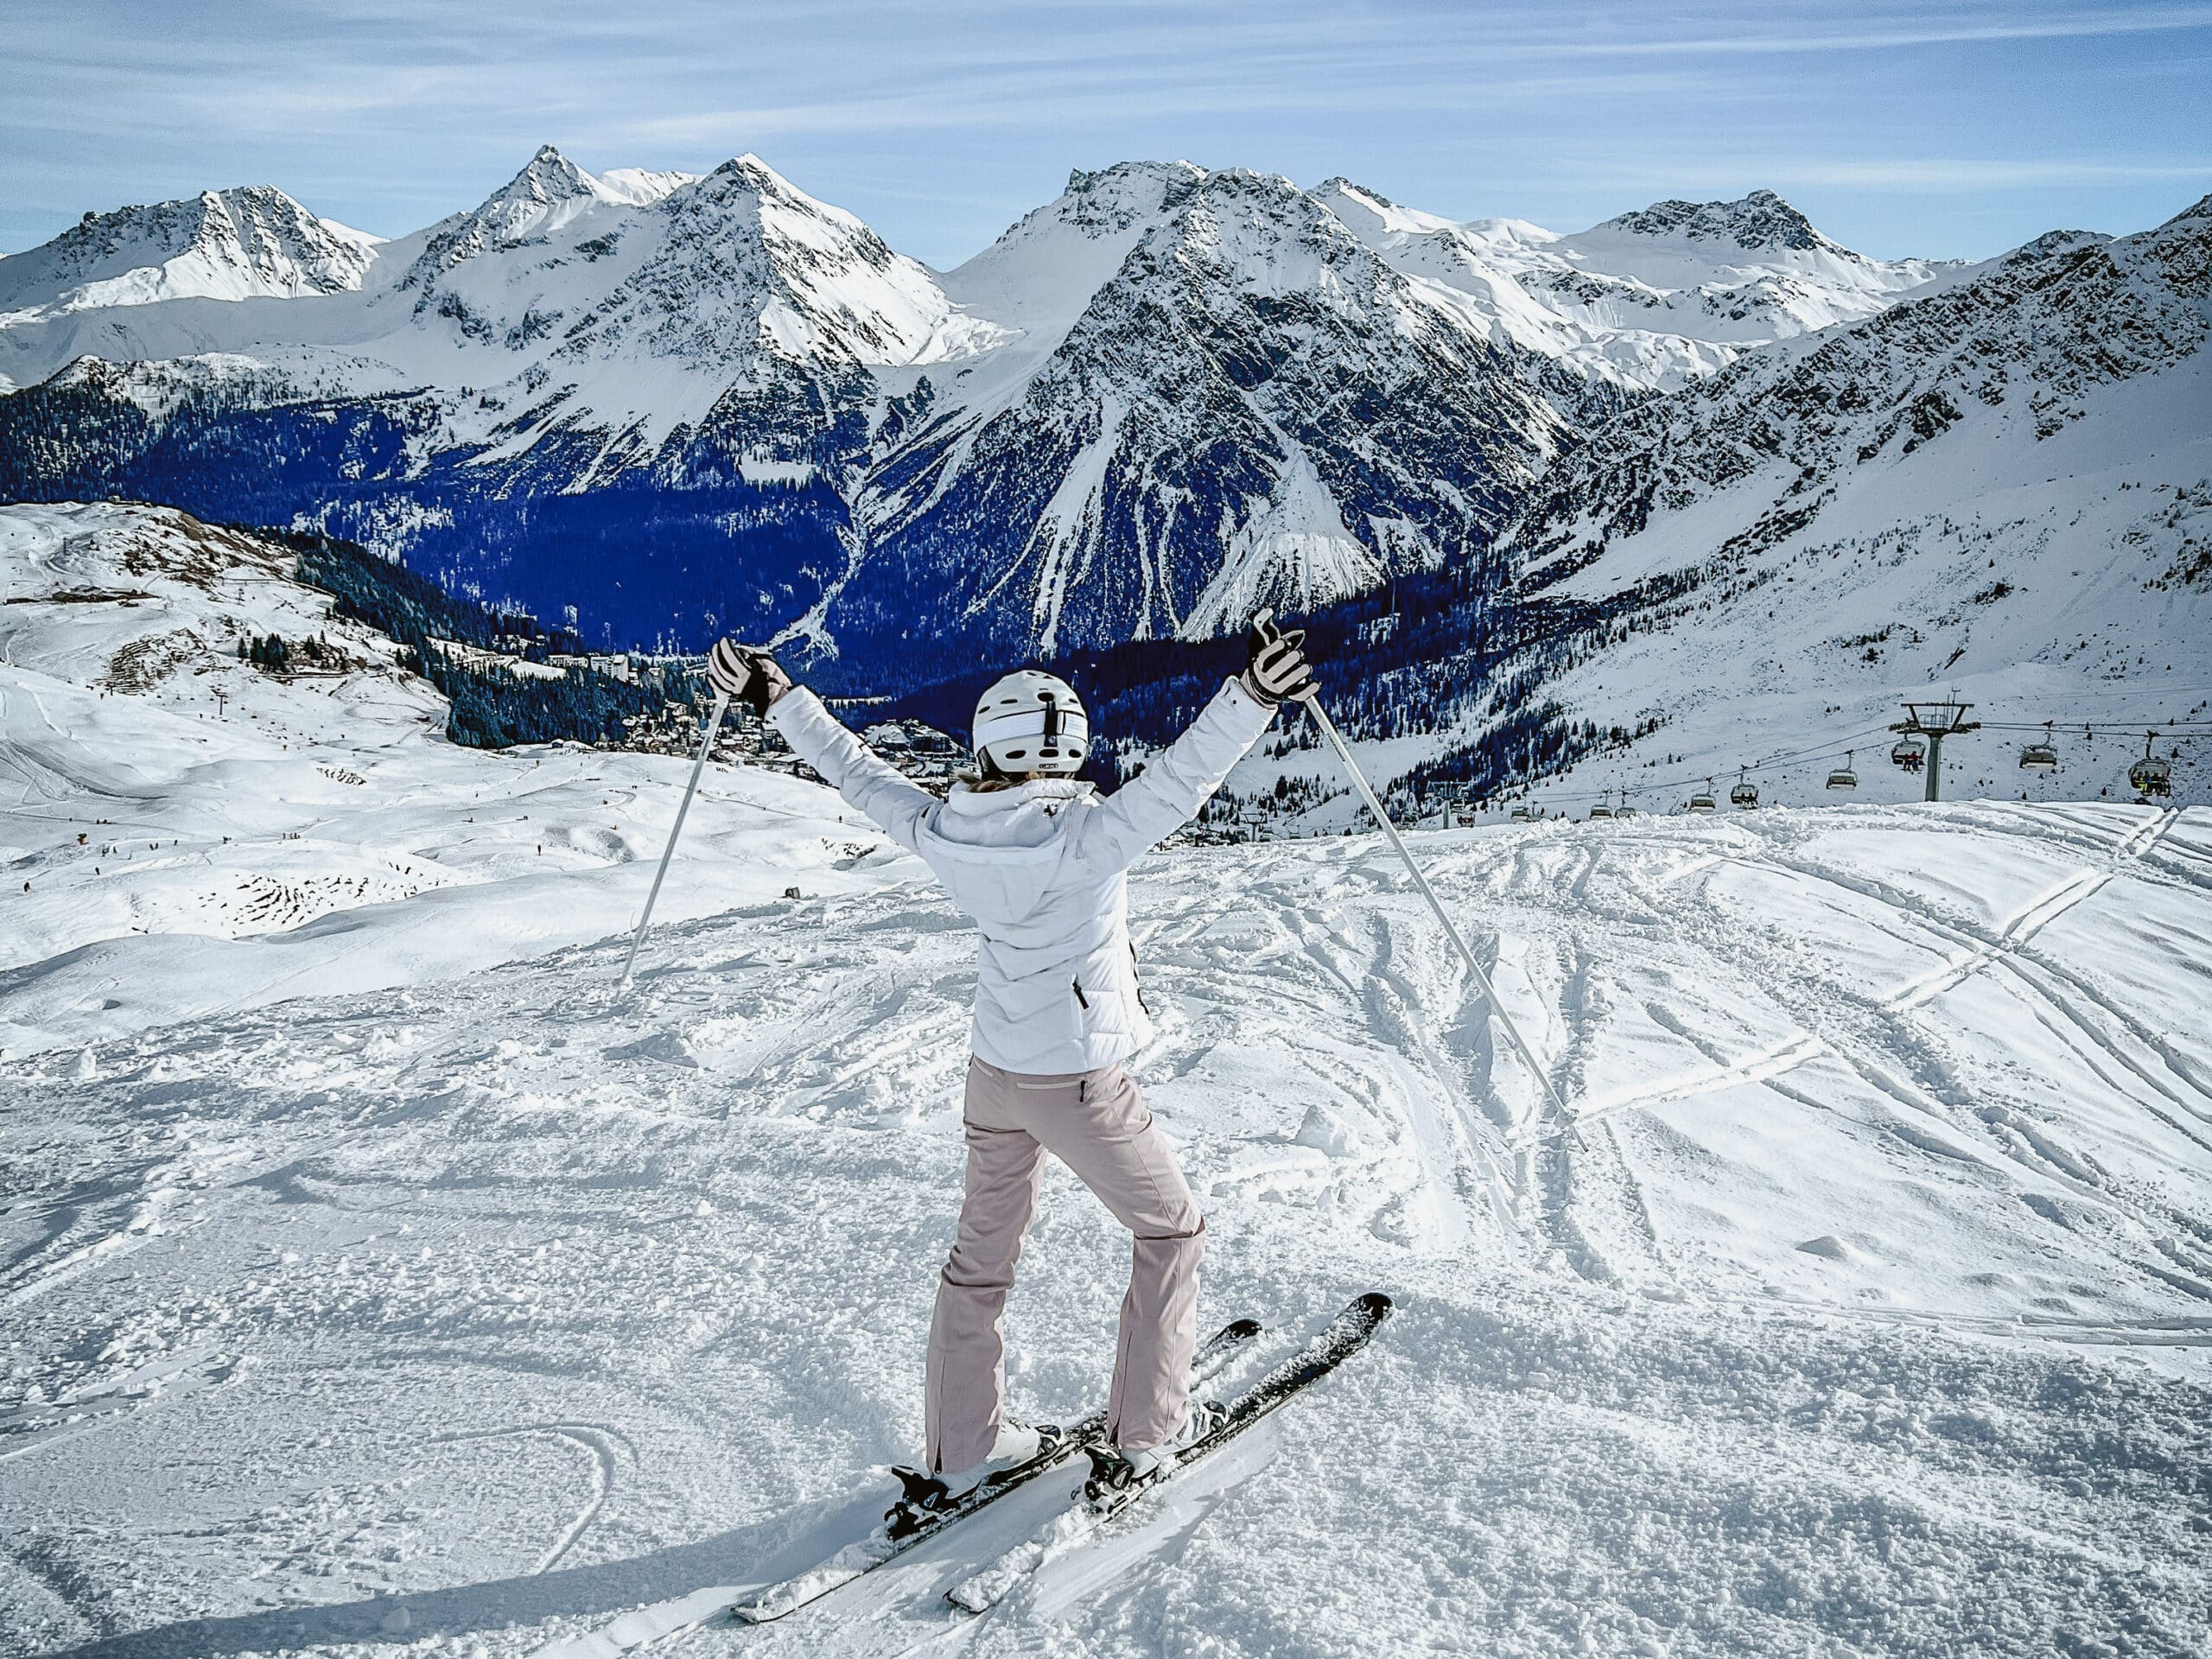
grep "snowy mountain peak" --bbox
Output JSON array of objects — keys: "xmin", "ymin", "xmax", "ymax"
[
  {"xmin": 1057, "ymin": 161, "xmax": 1207, "ymax": 233},
  {"xmin": 547, "ymin": 148, "xmax": 987, "ymax": 374},
  {"xmin": 2164, "ymin": 192, "xmax": 2212, "ymax": 227},
  {"xmin": 1309, "ymin": 175, "xmax": 1459, "ymax": 238},
  {"xmin": 1599, "ymin": 188, "xmax": 1830, "ymax": 252},
  {"xmin": 495, "ymin": 143, "xmax": 605, "ymax": 208},
  {"xmin": 404, "ymin": 145, "xmax": 624, "ymax": 283},
  {"xmin": 0, "ymin": 185, "xmax": 378, "ymax": 315}
]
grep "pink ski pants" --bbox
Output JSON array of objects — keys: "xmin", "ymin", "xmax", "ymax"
[{"xmin": 925, "ymin": 1055, "xmax": 1205, "ymax": 1472}]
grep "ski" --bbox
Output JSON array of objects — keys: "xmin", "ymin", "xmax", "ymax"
[
  {"xmin": 944, "ymin": 1292, "xmax": 1393, "ymax": 1615},
  {"xmin": 726, "ymin": 1315, "xmax": 1262, "ymax": 1624}
]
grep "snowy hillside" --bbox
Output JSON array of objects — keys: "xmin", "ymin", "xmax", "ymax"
[
  {"xmin": 0, "ymin": 153, "xmax": 2012, "ymax": 676},
  {"xmin": 0, "ymin": 501, "xmax": 896, "ymax": 1055},
  {"xmin": 2, "ymin": 524, "xmax": 2207, "ymax": 1654},
  {"xmin": 1390, "ymin": 194, "xmax": 2212, "ymax": 816}
]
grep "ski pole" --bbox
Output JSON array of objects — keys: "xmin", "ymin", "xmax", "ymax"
[
  {"xmin": 1299, "ymin": 687, "xmax": 1572, "ymax": 1120},
  {"xmin": 619, "ymin": 692, "xmax": 729, "ymax": 987}
]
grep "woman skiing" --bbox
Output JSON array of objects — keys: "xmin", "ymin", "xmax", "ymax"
[{"xmin": 705, "ymin": 615, "xmax": 1316, "ymax": 1498}]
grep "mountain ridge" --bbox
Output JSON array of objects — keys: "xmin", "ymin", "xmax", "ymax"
[{"xmin": 0, "ymin": 151, "xmax": 2194, "ymax": 695}]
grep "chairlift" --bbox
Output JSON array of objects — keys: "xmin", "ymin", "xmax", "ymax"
[
  {"xmin": 1688, "ymin": 779, "xmax": 1717, "ymax": 814},
  {"xmin": 1730, "ymin": 768, "xmax": 1758, "ymax": 809},
  {"xmin": 1616, "ymin": 803, "xmax": 1640, "ymax": 819},
  {"xmin": 2128, "ymin": 730, "xmax": 2174, "ymax": 799},
  {"xmin": 2019, "ymin": 721, "xmax": 2058, "ymax": 773},
  {"xmin": 1587, "ymin": 801, "xmax": 1614, "ymax": 821},
  {"xmin": 1825, "ymin": 750, "xmax": 1859, "ymax": 791},
  {"xmin": 1891, "ymin": 734, "xmax": 1926, "ymax": 774},
  {"xmin": 1510, "ymin": 804, "xmax": 1533, "ymax": 822}
]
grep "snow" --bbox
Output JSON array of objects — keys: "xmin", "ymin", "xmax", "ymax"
[{"xmin": 3, "ymin": 504, "xmax": 2208, "ymax": 1657}]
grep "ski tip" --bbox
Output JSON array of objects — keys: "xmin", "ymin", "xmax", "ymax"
[
  {"xmin": 1224, "ymin": 1315, "xmax": 1263, "ymax": 1341},
  {"xmin": 1355, "ymin": 1291, "xmax": 1395, "ymax": 1319}
]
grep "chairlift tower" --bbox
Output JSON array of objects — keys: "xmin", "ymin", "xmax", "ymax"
[{"xmin": 1891, "ymin": 700, "xmax": 1980, "ymax": 803}]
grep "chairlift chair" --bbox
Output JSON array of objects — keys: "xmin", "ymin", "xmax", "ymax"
[
  {"xmin": 2019, "ymin": 721, "xmax": 2058, "ymax": 773},
  {"xmin": 2129, "ymin": 731, "xmax": 2174, "ymax": 799},
  {"xmin": 1730, "ymin": 768, "xmax": 1758, "ymax": 809},
  {"xmin": 1891, "ymin": 734, "xmax": 1926, "ymax": 774},
  {"xmin": 1588, "ymin": 801, "xmax": 1614, "ymax": 821},
  {"xmin": 1688, "ymin": 779, "xmax": 1717, "ymax": 813},
  {"xmin": 1826, "ymin": 750, "xmax": 1859, "ymax": 791},
  {"xmin": 1510, "ymin": 804, "xmax": 1532, "ymax": 822}
]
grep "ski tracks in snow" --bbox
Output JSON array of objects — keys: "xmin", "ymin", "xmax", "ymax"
[
  {"xmin": 435, "ymin": 1422, "xmax": 633, "ymax": 1574},
  {"xmin": 7, "ymin": 803, "xmax": 2210, "ymax": 1658}
]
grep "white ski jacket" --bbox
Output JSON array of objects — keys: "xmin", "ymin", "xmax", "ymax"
[{"xmin": 768, "ymin": 677, "xmax": 1276, "ymax": 1074}]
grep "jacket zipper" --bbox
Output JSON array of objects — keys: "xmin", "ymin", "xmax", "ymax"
[
  {"xmin": 1071, "ymin": 977, "xmax": 1090, "ymax": 1009},
  {"xmin": 1129, "ymin": 942, "xmax": 1150, "ymax": 1015}
]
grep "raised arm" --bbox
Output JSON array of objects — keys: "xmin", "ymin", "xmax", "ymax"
[
  {"xmin": 1068, "ymin": 615, "xmax": 1317, "ymax": 874},
  {"xmin": 709, "ymin": 639, "xmax": 938, "ymax": 854},
  {"xmin": 769, "ymin": 690, "xmax": 939, "ymax": 852},
  {"xmin": 1067, "ymin": 677, "xmax": 1276, "ymax": 874}
]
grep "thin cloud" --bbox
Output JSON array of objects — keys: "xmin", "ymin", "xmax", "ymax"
[{"xmin": 0, "ymin": 0, "xmax": 2205, "ymax": 261}]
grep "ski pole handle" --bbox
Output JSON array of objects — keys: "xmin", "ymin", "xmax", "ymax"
[{"xmin": 1250, "ymin": 608, "xmax": 1319, "ymax": 703}]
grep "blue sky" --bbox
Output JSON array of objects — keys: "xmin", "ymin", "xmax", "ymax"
[{"xmin": 3, "ymin": 1, "xmax": 2206, "ymax": 264}]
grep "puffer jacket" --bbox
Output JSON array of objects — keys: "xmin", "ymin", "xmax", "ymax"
[{"xmin": 768, "ymin": 677, "xmax": 1275, "ymax": 1073}]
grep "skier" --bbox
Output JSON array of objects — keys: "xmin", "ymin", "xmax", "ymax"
[{"xmin": 705, "ymin": 618, "xmax": 1316, "ymax": 1499}]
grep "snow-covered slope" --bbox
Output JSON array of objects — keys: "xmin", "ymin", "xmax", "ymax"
[
  {"xmin": 1416, "ymin": 194, "xmax": 2212, "ymax": 815},
  {"xmin": 1, "ymin": 501, "xmax": 2205, "ymax": 1653}
]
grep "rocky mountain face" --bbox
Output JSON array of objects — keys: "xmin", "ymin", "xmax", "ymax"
[
  {"xmin": 1598, "ymin": 188, "xmax": 1829, "ymax": 250},
  {"xmin": 1507, "ymin": 195, "xmax": 2211, "ymax": 571},
  {"xmin": 852, "ymin": 166, "xmax": 1573, "ymax": 658},
  {"xmin": 0, "ymin": 150, "xmax": 2120, "ymax": 690}
]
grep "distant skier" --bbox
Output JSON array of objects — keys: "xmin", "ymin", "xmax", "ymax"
[{"xmin": 706, "ymin": 618, "xmax": 1315, "ymax": 1497}]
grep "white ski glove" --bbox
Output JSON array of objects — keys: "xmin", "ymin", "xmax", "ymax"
[
  {"xmin": 707, "ymin": 638, "xmax": 793, "ymax": 717},
  {"xmin": 1241, "ymin": 609, "xmax": 1314, "ymax": 706}
]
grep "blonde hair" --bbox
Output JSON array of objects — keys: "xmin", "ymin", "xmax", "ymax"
[{"xmin": 957, "ymin": 769, "xmax": 1039, "ymax": 793}]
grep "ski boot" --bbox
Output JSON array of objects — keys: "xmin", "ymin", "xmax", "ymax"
[
  {"xmin": 1080, "ymin": 1401, "xmax": 1229, "ymax": 1510},
  {"xmin": 887, "ymin": 1420, "xmax": 1063, "ymax": 1538}
]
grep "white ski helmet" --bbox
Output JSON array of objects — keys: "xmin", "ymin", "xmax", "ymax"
[{"xmin": 972, "ymin": 670, "xmax": 1089, "ymax": 776}]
